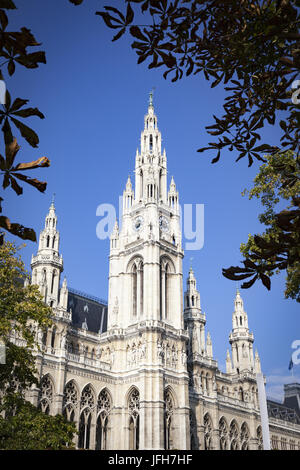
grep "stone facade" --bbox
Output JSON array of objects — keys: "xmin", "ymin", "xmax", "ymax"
[{"xmin": 22, "ymin": 98, "xmax": 300, "ymax": 450}]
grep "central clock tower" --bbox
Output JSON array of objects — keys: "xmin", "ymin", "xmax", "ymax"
[
  {"xmin": 105, "ymin": 95, "xmax": 190, "ymax": 450},
  {"xmin": 107, "ymin": 94, "xmax": 184, "ymax": 330}
]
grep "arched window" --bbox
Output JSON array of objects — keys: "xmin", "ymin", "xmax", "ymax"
[
  {"xmin": 150, "ymin": 134, "xmax": 153, "ymax": 152},
  {"xmin": 47, "ymin": 235, "xmax": 50, "ymax": 247},
  {"xmin": 51, "ymin": 327, "xmax": 56, "ymax": 349},
  {"xmin": 219, "ymin": 417, "xmax": 228, "ymax": 450},
  {"xmin": 140, "ymin": 170, "xmax": 143, "ymax": 199},
  {"xmin": 239, "ymin": 387, "xmax": 244, "ymax": 401},
  {"xmin": 190, "ymin": 409, "xmax": 198, "ymax": 450},
  {"xmin": 160, "ymin": 258, "xmax": 173, "ymax": 321},
  {"xmin": 204, "ymin": 413, "xmax": 213, "ymax": 450},
  {"xmin": 96, "ymin": 389, "xmax": 112, "ymax": 450},
  {"xmin": 51, "ymin": 270, "xmax": 56, "ymax": 294},
  {"xmin": 128, "ymin": 388, "xmax": 140, "ymax": 450},
  {"xmin": 78, "ymin": 409, "xmax": 91, "ymax": 449},
  {"xmin": 78, "ymin": 385, "xmax": 95, "ymax": 449},
  {"xmin": 240, "ymin": 422, "xmax": 250, "ymax": 450},
  {"xmin": 257, "ymin": 426, "xmax": 263, "ymax": 450},
  {"xmin": 131, "ymin": 258, "xmax": 143, "ymax": 319},
  {"xmin": 63, "ymin": 381, "xmax": 78, "ymax": 422},
  {"xmin": 52, "ymin": 236, "xmax": 55, "ymax": 249},
  {"xmin": 39, "ymin": 375, "xmax": 53, "ymax": 415},
  {"xmin": 229, "ymin": 420, "xmax": 240, "ymax": 450}
]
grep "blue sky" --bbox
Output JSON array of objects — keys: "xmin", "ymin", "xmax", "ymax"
[{"xmin": 4, "ymin": 0, "xmax": 299, "ymax": 401}]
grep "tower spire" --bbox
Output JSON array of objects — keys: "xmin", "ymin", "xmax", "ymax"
[
  {"xmin": 149, "ymin": 89, "xmax": 154, "ymax": 107},
  {"xmin": 31, "ymin": 202, "xmax": 65, "ymax": 309},
  {"xmin": 229, "ymin": 289, "xmax": 255, "ymax": 374}
]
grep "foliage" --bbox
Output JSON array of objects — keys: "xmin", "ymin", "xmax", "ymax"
[
  {"xmin": 0, "ymin": 239, "xmax": 52, "ymax": 397},
  {"xmin": 96, "ymin": 0, "xmax": 300, "ymax": 299},
  {"xmin": 0, "ymin": 2, "xmax": 48, "ymax": 241},
  {"xmin": 96, "ymin": 0, "xmax": 300, "ymax": 166},
  {"xmin": 0, "ymin": 396, "xmax": 76, "ymax": 450},
  {"xmin": 0, "ymin": 239, "xmax": 77, "ymax": 449},
  {"xmin": 223, "ymin": 151, "xmax": 300, "ymax": 300}
]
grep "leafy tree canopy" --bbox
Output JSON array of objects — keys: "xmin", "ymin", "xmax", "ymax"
[
  {"xmin": 96, "ymin": 0, "xmax": 300, "ymax": 298},
  {"xmin": 0, "ymin": 396, "xmax": 76, "ymax": 450},
  {"xmin": 223, "ymin": 151, "xmax": 300, "ymax": 300},
  {"xmin": 96, "ymin": 0, "xmax": 300, "ymax": 165},
  {"xmin": 0, "ymin": 240, "xmax": 76, "ymax": 449}
]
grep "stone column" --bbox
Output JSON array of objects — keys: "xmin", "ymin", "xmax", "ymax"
[{"xmin": 212, "ymin": 429, "xmax": 220, "ymax": 450}]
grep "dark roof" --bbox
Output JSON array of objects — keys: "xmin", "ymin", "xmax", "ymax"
[
  {"xmin": 267, "ymin": 399, "xmax": 300, "ymax": 424},
  {"xmin": 67, "ymin": 287, "xmax": 108, "ymax": 334}
]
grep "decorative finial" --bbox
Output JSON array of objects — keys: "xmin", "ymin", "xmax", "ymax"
[
  {"xmin": 51, "ymin": 193, "xmax": 56, "ymax": 206},
  {"xmin": 190, "ymin": 257, "xmax": 194, "ymax": 272},
  {"xmin": 149, "ymin": 87, "xmax": 155, "ymax": 107}
]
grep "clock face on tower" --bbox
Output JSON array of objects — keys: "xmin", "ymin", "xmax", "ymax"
[
  {"xmin": 133, "ymin": 216, "xmax": 144, "ymax": 232},
  {"xmin": 159, "ymin": 216, "xmax": 169, "ymax": 233}
]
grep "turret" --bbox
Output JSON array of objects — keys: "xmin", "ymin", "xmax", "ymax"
[
  {"xmin": 184, "ymin": 267, "xmax": 206, "ymax": 356},
  {"xmin": 31, "ymin": 198, "xmax": 67, "ymax": 310},
  {"xmin": 229, "ymin": 288, "xmax": 255, "ymax": 374}
]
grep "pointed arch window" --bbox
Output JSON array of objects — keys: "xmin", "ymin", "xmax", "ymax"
[
  {"xmin": 78, "ymin": 409, "xmax": 92, "ymax": 449},
  {"xmin": 190, "ymin": 409, "xmax": 198, "ymax": 450},
  {"xmin": 240, "ymin": 422, "xmax": 250, "ymax": 450},
  {"xmin": 63, "ymin": 381, "xmax": 78, "ymax": 423},
  {"xmin": 51, "ymin": 270, "xmax": 56, "ymax": 294},
  {"xmin": 38, "ymin": 375, "xmax": 53, "ymax": 415},
  {"xmin": 51, "ymin": 327, "xmax": 56, "ymax": 349},
  {"xmin": 47, "ymin": 235, "xmax": 50, "ymax": 247},
  {"xmin": 140, "ymin": 170, "xmax": 143, "ymax": 199},
  {"xmin": 160, "ymin": 259, "xmax": 172, "ymax": 321},
  {"xmin": 219, "ymin": 417, "xmax": 228, "ymax": 450},
  {"xmin": 257, "ymin": 426, "xmax": 263, "ymax": 450},
  {"xmin": 128, "ymin": 388, "xmax": 140, "ymax": 450},
  {"xmin": 131, "ymin": 259, "xmax": 143, "ymax": 319},
  {"xmin": 96, "ymin": 389, "xmax": 112, "ymax": 450},
  {"xmin": 229, "ymin": 420, "xmax": 240, "ymax": 450},
  {"xmin": 78, "ymin": 385, "xmax": 95, "ymax": 449}
]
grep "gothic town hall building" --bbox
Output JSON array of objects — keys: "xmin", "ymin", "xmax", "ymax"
[{"xmin": 25, "ymin": 99, "xmax": 300, "ymax": 450}]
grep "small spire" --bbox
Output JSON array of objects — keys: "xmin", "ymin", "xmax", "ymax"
[
  {"xmin": 149, "ymin": 88, "xmax": 154, "ymax": 107},
  {"xmin": 189, "ymin": 257, "xmax": 194, "ymax": 273},
  {"xmin": 126, "ymin": 175, "xmax": 132, "ymax": 189},
  {"xmin": 50, "ymin": 192, "xmax": 56, "ymax": 208},
  {"xmin": 169, "ymin": 176, "xmax": 176, "ymax": 192}
]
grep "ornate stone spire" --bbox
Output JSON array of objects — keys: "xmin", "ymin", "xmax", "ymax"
[
  {"xmin": 229, "ymin": 289, "xmax": 255, "ymax": 374},
  {"xmin": 31, "ymin": 202, "xmax": 66, "ymax": 310}
]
